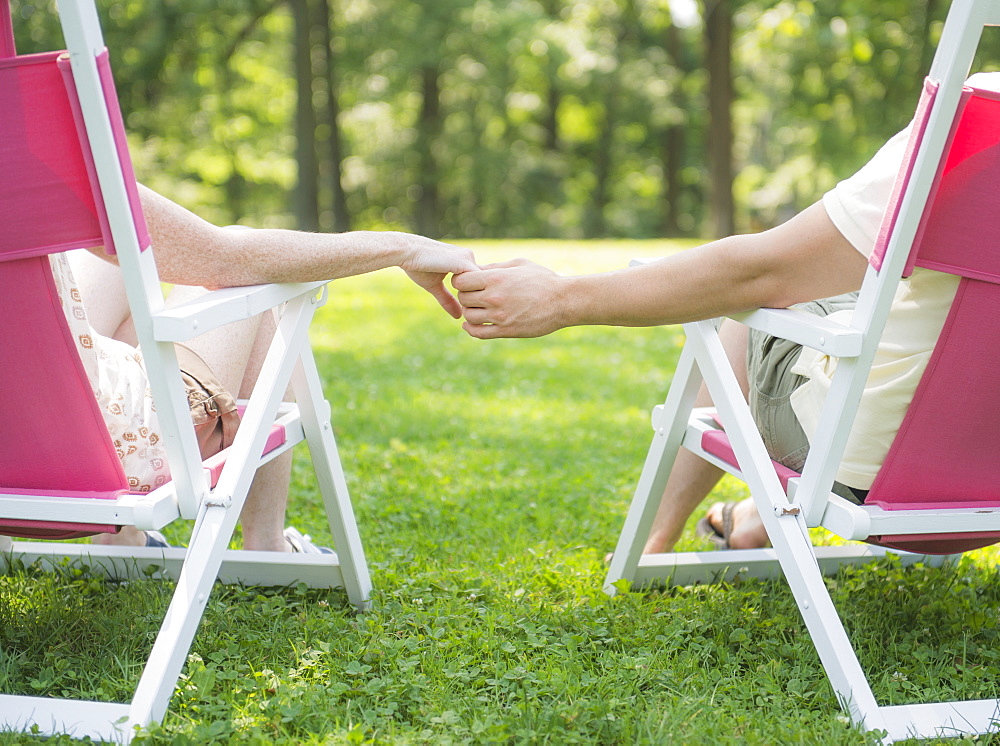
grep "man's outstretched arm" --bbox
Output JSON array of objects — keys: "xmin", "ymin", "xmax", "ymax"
[
  {"xmin": 453, "ymin": 201, "xmax": 868, "ymax": 337},
  {"xmin": 95, "ymin": 185, "xmax": 479, "ymax": 318}
]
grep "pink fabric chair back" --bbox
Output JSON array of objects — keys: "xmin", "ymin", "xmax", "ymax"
[
  {"xmin": 867, "ymin": 82, "xmax": 1000, "ymax": 553},
  {"xmin": 0, "ymin": 52, "xmax": 149, "ymax": 259},
  {"xmin": 0, "ymin": 6, "xmax": 146, "ymax": 538}
]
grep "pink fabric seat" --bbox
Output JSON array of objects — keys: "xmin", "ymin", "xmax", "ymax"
[
  {"xmin": 700, "ymin": 429, "xmax": 799, "ymax": 495},
  {"xmin": 0, "ymin": 256, "xmax": 126, "ymax": 539}
]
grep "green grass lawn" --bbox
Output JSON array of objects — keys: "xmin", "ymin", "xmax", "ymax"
[{"xmin": 3, "ymin": 239, "xmax": 1000, "ymax": 745}]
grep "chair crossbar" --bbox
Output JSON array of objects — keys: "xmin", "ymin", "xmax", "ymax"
[
  {"xmin": 1, "ymin": 542, "xmax": 347, "ymax": 588},
  {"xmin": 151, "ymin": 280, "xmax": 330, "ymax": 343},
  {"xmin": 0, "ymin": 696, "xmax": 131, "ymax": 744},
  {"xmin": 855, "ymin": 503, "xmax": 1000, "ymax": 539},
  {"xmin": 631, "ymin": 544, "xmax": 936, "ymax": 588},
  {"xmin": 880, "ymin": 699, "xmax": 1000, "ymax": 742},
  {"xmin": 0, "ymin": 493, "xmax": 178, "ymax": 530}
]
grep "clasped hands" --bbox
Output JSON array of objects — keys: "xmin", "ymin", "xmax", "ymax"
[
  {"xmin": 401, "ymin": 240, "xmax": 567, "ymax": 339},
  {"xmin": 451, "ymin": 258, "xmax": 566, "ymax": 339}
]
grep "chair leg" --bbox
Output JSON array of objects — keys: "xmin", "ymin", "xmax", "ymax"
[
  {"xmin": 291, "ymin": 352, "xmax": 371, "ymax": 609},
  {"xmin": 765, "ymin": 509, "xmax": 886, "ymax": 734},
  {"xmin": 125, "ymin": 503, "xmax": 239, "ymax": 731},
  {"xmin": 605, "ymin": 344, "xmax": 703, "ymax": 595}
]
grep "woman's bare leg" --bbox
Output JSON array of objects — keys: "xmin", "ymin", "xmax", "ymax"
[
  {"xmin": 232, "ymin": 307, "xmax": 294, "ymax": 553},
  {"xmin": 164, "ymin": 287, "xmax": 293, "ymax": 552},
  {"xmin": 65, "ymin": 250, "xmax": 132, "ymax": 339}
]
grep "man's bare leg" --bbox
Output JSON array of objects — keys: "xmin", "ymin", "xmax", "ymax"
[{"xmin": 642, "ymin": 320, "xmax": 766, "ymax": 553}]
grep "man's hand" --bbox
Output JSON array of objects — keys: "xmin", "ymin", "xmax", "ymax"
[
  {"xmin": 400, "ymin": 239, "xmax": 480, "ymax": 319},
  {"xmin": 452, "ymin": 258, "xmax": 567, "ymax": 338}
]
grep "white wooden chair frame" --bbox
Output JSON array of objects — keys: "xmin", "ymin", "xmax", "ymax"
[
  {"xmin": 605, "ymin": 1, "xmax": 1000, "ymax": 741},
  {"xmin": 0, "ymin": 1, "xmax": 371, "ymax": 742}
]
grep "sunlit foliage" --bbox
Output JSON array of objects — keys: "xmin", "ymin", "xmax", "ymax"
[{"xmin": 12, "ymin": 0, "xmax": 1000, "ymax": 237}]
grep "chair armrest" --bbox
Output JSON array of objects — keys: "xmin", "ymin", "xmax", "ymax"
[
  {"xmin": 629, "ymin": 257, "xmax": 862, "ymax": 358},
  {"xmin": 151, "ymin": 281, "xmax": 329, "ymax": 343},
  {"xmin": 728, "ymin": 308, "xmax": 862, "ymax": 358}
]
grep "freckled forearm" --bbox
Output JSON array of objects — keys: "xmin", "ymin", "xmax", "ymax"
[
  {"xmin": 556, "ymin": 204, "xmax": 867, "ymax": 329},
  {"xmin": 559, "ymin": 236, "xmax": 771, "ymax": 329},
  {"xmin": 138, "ymin": 185, "xmax": 410, "ymax": 287},
  {"xmin": 185, "ymin": 229, "xmax": 412, "ymax": 288}
]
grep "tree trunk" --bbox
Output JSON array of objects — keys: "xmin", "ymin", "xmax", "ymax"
[
  {"xmin": 704, "ymin": 0, "xmax": 734, "ymax": 237},
  {"xmin": 415, "ymin": 65, "xmax": 441, "ymax": 238},
  {"xmin": 291, "ymin": 0, "xmax": 320, "ymax": 231},
  {"xmin": 540, "ymin": 0, "xmax": 562, "ymax": 152},
  {"xmin": 661, "ymin": 124, "xmax": 685, "ymax": 236},
  {"xmin": 315, "ymin": 0, "xmax": 350, "ymax": 232},
  {"xmin": 545, "ymin": 84, "xmax": 561, "ymax": 152},
  {"xmin": 585, "ymin": 84, "xmax": 615, "ymax": 238},
  {"xmin": 661, "ymin": 21, "xmax": 686, "ymax": 236},
  {"xmin": 919, "ymin": 0, "xmax": 941, "ymax": 77}
]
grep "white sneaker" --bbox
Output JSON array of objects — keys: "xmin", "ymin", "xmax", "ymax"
[{"xmin": 283, "ymin": 526, "xmax": 334, "ymax": 554}]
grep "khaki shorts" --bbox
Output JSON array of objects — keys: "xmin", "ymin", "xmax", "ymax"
[
  {"xmin": 746, "ymin": 293, "xmax": 864, "ymax": 502},
  {"xmin": 175, "ymin": 344, "xmax": 241, "ymax": 459}
]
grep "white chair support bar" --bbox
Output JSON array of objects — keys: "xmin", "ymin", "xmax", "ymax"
[
  {"xmin": 728, "ymin": 307, "xmax": 863, "ymax": 358},
  {"xmin": 0, "ymin": 696, "xmax": 131, "ymax": 744},
  {"xmin": 632, "ymin": 544, "xmax": 935, "ymax": 588},
  {"xmin": 1, "ymin": 542, "xmax": 347, "ymax": 588},
  {"xmin": 152, "ymin": 281, "xmax": 330, "ymax": 343}
]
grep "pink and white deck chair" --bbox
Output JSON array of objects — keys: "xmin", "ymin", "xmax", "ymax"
[
  {"xmin": 605, "ymin": 0, "xmax": 1000, "ymax": 741},
  {"xmin": 0, "ymin": 0, "xmax": 370, "ymax": 741}
]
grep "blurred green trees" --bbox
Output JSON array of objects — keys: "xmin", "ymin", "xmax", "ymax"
[{"xmin": 12, "ymin": 0, "xmax": 999, "ymax": 238}]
